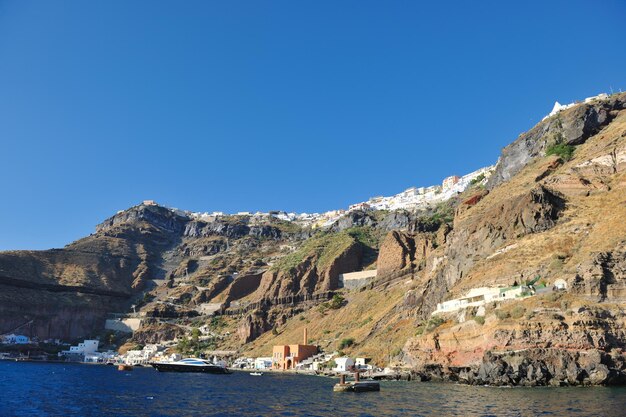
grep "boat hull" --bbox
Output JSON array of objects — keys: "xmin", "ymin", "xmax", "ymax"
[
  {"xmin": 150, "ymin": 363, "xmax": 231, "ymax": 374},
  {"xmin": 333, "ymin": 381, "xmax": 380, "ymax": 392}
]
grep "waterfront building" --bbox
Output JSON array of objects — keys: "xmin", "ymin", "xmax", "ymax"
[
  {"xmin": 232, "ymin": 357, "xmax": 255, "ymax": 369},
  {"xmin": 254, "ymin": 357, "xmax": 272, "ymax": 370},
  {"xmin": 334, "ymin": 357, "xmax": 355, "ymax": 372},
  {"xmin": 59, "ymin": 339, "xmax": 100, "ymax": 361},
  {"xmin": 122, "ymin": 345, "xmax": 160, "ymax": 366},
  {"xmin": 355, "ymin": 357, "xmax": 373, "ymax": 370},
  {"xmin": 65, "ymin": 340, "xmax": 99, "ymax": 355},
  {"xmin": 84, "ymin": 350, "xmax": 117, "ymax": 364},
  {"xmin": 272, "ymin": 328, "xmax": 318, "ymax": 370}
]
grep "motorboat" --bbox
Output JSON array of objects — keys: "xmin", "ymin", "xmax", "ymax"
[
  {"xmin": 150, "ymin": 358, "xmax": 231, "ymax": 374},
  {"xmin": 249, "ymin": 372, "xmax": 263, "ymax": 376}
]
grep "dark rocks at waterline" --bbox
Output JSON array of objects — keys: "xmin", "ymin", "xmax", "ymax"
[{"xmin": 411, "ymin": 348, "xmax": 626, "ymax": 386}]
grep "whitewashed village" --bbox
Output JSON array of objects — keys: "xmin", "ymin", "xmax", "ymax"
[{"xmin": 158, "ymin": 164, "xmax": 496, "ymax": 229}]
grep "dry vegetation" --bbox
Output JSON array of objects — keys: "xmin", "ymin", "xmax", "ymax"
[{"xmin": 243, "ymin": 282, "xmax": 416, "ymax": 365}]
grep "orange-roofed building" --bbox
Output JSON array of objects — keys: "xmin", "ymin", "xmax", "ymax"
[{"xmin": 272, "ymin": 328, "xmax": 318, "ymax": 370}]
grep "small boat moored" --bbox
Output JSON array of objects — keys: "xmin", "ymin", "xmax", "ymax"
[{"xmin": 150, "ymin": 358, "xmax": 231, "ymax": 374}]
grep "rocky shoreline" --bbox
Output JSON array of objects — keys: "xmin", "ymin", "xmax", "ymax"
[{"xmin": 409, "ymin": 348, "xmax": 626, "ymax": 387}]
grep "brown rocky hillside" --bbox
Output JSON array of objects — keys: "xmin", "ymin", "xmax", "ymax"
[{"xmin": 1, "ymin": 93, "xmax": 625, "ymax": 386}]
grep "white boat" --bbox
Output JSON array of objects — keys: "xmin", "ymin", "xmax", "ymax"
[
  {"xmin": 249, "ymin": 372, "xmax": 263, "ymax": 376},
  {"xmin": 150, "ymin": 358, "xmax": 231, "ymax": 374}
]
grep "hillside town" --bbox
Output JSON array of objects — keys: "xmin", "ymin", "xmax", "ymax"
[{"xmin": 140, "ymin": 164, "xmax": 495, "ymax": 229}]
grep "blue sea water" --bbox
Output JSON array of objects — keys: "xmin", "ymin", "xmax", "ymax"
[{"xmin": 1, "ymin": 361, "xmax": 625, "ymax": 417}]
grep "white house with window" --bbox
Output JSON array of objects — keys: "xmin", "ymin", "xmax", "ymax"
[
  {"xmin": 355, "ymin": 357, "xmax": 373, "ymax": 370},
  {"xmin": 59, "ymin": 339, "xmax": 100, "ymax": 361},
  {"xmin": 254, "ymin": 357, "xmax": 272, "ymax": 370},
  {"xmin": 432, "ymin": 286, "xmax": 532, "ymax": 315},
  {"xmin": 68, "ymin": 340, "xmax": 99, "ymax": 354},
  {"xmin": 84, "ymin": 351, "xmax": 117, "ymax": 364},
  {"xmin": 334, "ymin": 357, "xmax": 355, "ymax": 372},
  {"xmin": 122, "ymin": 344, "xmax": 160, "ymax": 366}
]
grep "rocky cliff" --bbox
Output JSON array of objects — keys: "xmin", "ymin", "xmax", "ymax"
[
  {"xmin": 2, "ymin": 93, "xmax": 626, "ymax": 387},
  {"xmin": 245, "ymin": 93, "xmax": 626, "ymax": 386},
  {"xmin": 487, "ymin": 93, "xmax": 626, "ymax": 188},
  {"xmin": 399, "ymin": 92, "xmax": 626, "ymax": 385}
]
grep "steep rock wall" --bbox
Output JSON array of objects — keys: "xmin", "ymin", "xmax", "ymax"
[
  {"xmin": 254, "ymin": 241, "xmax": 362, "ymax": 302},
  {"xmin": 488, "ymin": 93, "xmax": 626, "ymax": 189}
]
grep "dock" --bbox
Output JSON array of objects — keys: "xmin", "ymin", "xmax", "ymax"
[{"xmin": 333, "ymin": 372, "xmax": 380, "ymax": 392}]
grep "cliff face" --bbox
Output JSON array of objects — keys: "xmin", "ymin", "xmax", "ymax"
[
  {"xmin": 2, "ymin": 93, "xmax": 626, "ymax": 387},
  {"xmin": 0, "ymin": 203, "xmax": 369, "ymax": 342},
  {"xmin": 487, "ymin": 94, "xmax": 626, "ymax": 189},
  {"xmin": 0, "ymin": 205, "xmax": 187, "ymax": 340},
  {"xmin": 247, "ymin": 93, "xmax": 626, "ymax": 385},
  {"xmin": 402, "ymin": 300, "xmax": 626, "ymax": 386},
  {"xmin": 0, "ymin": 284, "xmax": 125, "ymax": 341},
  {"xmin": 398, "ymin": 93, "xmax": 626, "ymax": 385}
]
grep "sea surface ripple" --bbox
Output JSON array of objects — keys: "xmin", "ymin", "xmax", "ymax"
[{"xmin": 1, "ymin": 361, "xmax": 625, "ymax": 416}]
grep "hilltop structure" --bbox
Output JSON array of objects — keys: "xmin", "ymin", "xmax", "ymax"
[
  {"xmin": 139, "ymin": 164, "xmax": 495, "ymax": 230},
  {"xmin": 541, "ymin": 92, "xmax": 609, "ymax": 121}
]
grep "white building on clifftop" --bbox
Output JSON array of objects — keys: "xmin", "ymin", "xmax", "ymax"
[{"xmin": 146, "ymin": 164, "xmax": 495, "ymax": 229}]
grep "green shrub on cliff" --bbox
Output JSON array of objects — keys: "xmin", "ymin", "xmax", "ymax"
[
  {"xmin": 329, "ymin": 294, "xmax": 345, "ymax": 309},
  {"xmin": 318, "ymin": 303, "xmax": 328, "ymax": 315},
  {"xmin": 510, "ymin": 305, "xmax": 526, "ymax": 319},
  {"xmin": 494, "ymin": 309, "xmax": 510, "ymax": 320},
  {"xmin": 390, "ymin": 347, "xmax": 403, "ymax": 358},
  {"xmin": 425, "ymin": 316, "xmax": 444, "ymax": 333},
  {"xmin": 469, "ymin": 173, "xmax": 486, "ymax": 186},
  {"xmin": 417, "ymin": 202, "xmax": 455, "ymax": 230},
  {"xmin": 346, "ymin": 226, "xmax": 380, "ymax": 250},
  {"xmin": 546, "ymin": 143, "xmax": 575, "ymax": 161},
  {"xmin": 210, "ymin": 316, "xmax": 225, "ymax": 329},
  {"xmin": 272, "ymin": 232, "xmax": 351, "ymax": 272},
  {"xmin": 415, "ymin": 317, "xmax": 445, "ymax": 335},
  {"xmin": 177, "ymin": 336, "xmax": 189, "ymax": 352},
  {"xmin": 271, "ymin": 218, "xmax": 303, "ymax": 234},
  {"xmin": 338, "ymin": 337, "xmax": 355, "ymax": 349}
]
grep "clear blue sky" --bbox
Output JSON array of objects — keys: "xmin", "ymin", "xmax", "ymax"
[{"xmin": 1, "ymin": 1, "xmax": 625, "ymax": 250}]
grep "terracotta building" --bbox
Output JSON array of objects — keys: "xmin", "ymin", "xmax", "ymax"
[{"xmin": 272, "ymin": 328, "xmax": 318, "ymax": 370}]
